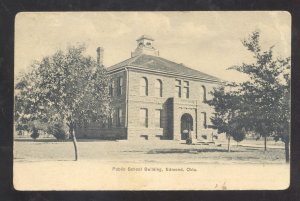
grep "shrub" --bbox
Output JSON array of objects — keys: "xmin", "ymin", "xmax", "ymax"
[
  {"xmin": 47, "ymin": 122, "xmax": 68, "ymax": 140},
  {"xmin": 30, "ymin": 127, "xmax": 39, "ymax": 140},
  {"xmin": 232, "ymin": 128, "xmax": 246, "ymax": 143},
  {"xmin": 186, "ymin": 138, "xmax": 192, "ymax": 145}
]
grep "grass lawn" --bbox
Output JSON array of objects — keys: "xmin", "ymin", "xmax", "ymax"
[
  {"xmin": 14, "ymin": 139, "xmax": 286, "ymax": 164},
  {"xmin": 14, "ymin": 139, "xmax": 289, "ymax": 190}
]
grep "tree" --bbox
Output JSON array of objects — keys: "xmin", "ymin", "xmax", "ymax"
[
  {"xmin": 209, "ymin": 31, "xmax": 290, "ymax": 161},
  {"xmin": 15, "ymin": 45, "xmax": 111, "ymax": 161},
  {"xmin": 229, "ymin": 31, "xmax": 290, "ymax": 161},
  {"xmin": 271, "ymin": 59, "xmax": 290, "ymax": 162},
  {"xmin": 208, "ymin": 85, "xmax": 246, "ymax": 152}
]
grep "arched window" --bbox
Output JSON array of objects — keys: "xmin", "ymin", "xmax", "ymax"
[
  {"xmin": 201, "ymin": 85, "xmax": 207, "ymax": 102},
  {"xmin": 155, "ymin": 79, "xmax": 163, "ymax": 97},
  {"xmin": 140, "ymin": 77, "xmax": 148, "ymax": 96}
]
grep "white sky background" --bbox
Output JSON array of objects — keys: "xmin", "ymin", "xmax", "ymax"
[{"xmin": 15, "ymin": 12, "xmax": 291, "ymax": 82}]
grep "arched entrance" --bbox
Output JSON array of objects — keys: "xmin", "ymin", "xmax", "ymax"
[{"xmin": 181, "ymin": 113, "xmax": 193, "ymax": 140}]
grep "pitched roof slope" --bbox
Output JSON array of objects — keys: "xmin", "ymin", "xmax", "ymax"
[{"xmin": 107, "ymin": 54, "xmax": 221, "ymax": 82}]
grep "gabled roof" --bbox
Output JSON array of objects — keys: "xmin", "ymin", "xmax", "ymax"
[{"xmin": 107, "ymin": 54, "xmax": 222, "ymax": 82}]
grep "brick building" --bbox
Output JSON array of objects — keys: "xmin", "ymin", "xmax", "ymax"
[{"xmin": 77, "ymin": 35, "xmax": 222, "ymax": 141}]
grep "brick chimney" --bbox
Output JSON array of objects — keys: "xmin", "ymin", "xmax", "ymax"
[{"xmin": 96, "ymin": 47, "xmax": 104, "ymax": 67}]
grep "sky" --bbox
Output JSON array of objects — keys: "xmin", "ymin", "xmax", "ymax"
[{"xmin": 15, "ymin": 11, "xmax": 291, "ymax": 82}]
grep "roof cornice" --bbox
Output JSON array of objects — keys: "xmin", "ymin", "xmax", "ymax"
[{"xmin": 108, "ymin": 65, "xmax": 223, "ymax": 84}]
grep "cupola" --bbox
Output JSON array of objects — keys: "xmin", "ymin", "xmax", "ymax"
[{"xmin": 131, "ymin": 35, "xmax": 159, "ymax": 57}]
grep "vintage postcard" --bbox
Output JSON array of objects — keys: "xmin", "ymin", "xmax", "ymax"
[{"xmin": 14, "ymin": 11, "xmax": 291, "ymax": 190}]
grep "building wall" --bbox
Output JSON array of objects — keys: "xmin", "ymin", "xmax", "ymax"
[
  {"xmin": 126, "ymin": 70, "xmax": 171, "ymax": 140},
  {"xmin": 78, "ymin": 67, "xmax": 220, "ymax": 141},
  {"xmin": 126, "ymin": 69, "xmax": 219, "ymax": 141}
]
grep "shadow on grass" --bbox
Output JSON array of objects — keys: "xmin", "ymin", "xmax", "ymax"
[
  {"xmin": 147, "ymin": 148, "xmax": 242, "ymax": 154},
  {"xmin": 14, "ymin": 138, "xmax": 119, "ymax": 143},
  {"xmin": 14, "ymin": 138, "xmax": 65, "ymax": 142},
  {"xmin": 122, "ymin": 150, "xmax": 144, "ymax": 153},
  {"xmin": 14, "ymin": 158, "xmax": 76, "ymax": 162},
  {"xmin": 77, "ymin": 138, "xmax": 119, "ymax": 142}
]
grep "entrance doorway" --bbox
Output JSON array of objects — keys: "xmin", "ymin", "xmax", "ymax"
[{"xmin": 181, "ymin": 113, "xmax": 193, "ymax": 140}]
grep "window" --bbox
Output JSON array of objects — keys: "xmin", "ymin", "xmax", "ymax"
[
  {"xmin": 175, "ymin": 79, "xmax": 189, "ymax": 98},
  {"xmin": 201, "ymin": 112, "xmax": 207, "ymax": 128},
  {"xmin": 183, "ymin": 81, "xmax": 189, "ymax": 99},
  {"xmin": 101, "ymin": 119, "xmax": 106, "ymax": 128},
  {"xmin": 155, "ymin": 79, "xmax": 163, "ymax": 97},
  {"xmin": 117, "ymin": 108, "xmax": 122, "ymax": 127},
  {"xmin": 109, "ymin": 82, "xmax": 114, "ymax": 97},
  {"xmin": 175, "ymin": 86, "xmax": 181, "ymax": 98},
  {"xmin": 140, "ymin": 108, "xmax": 148, "ymax": 127},
  {"xmin": 140, "ymin": 77, "xmax": 148, "ymax": 96},
  {"xmin": 201, "ymin": 85, "xmax": 207, "ymax": 102},
  {"xmin": 108, "ymin": 113, "xmax": 113, "ymax": 128},
  {"xmin": 155, "ymin": 109, "xmax": 162, "ymax": 128},
  {"xmin": 117, "ymin": 77, "xmax": 123, "ymax": 96},
  {"xmin": 175, "ymin": 79, "xmax": 181, "ymax": 98}
]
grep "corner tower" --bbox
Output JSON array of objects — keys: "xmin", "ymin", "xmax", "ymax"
[{"xmin": 131, "ymin": 35, "xmax": 159, "ymax": 57}]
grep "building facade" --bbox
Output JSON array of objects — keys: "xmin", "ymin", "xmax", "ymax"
[{"xmin": 76, "ymin": 35, "xmax": 223, "ymax": 141}]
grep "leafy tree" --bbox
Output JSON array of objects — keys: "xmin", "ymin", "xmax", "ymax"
[
  {"xmin": 229, "ymin": 31, "xmax": 290, "ymax": 161},
  {"xmin": 208, "ymin": 85, "xmax": 245, "ymax": 152},
  {"xmin": 232, "ymin": 128, "xmax": 246, "ymax": 146},
  {"xmin": 15, "ymin": 45, "xmax": 111, "ymax": 161},
  {"xmin": 270, "ymin": 60, "xmax": 290, "ymax": 162},
  {"xmin": 209, "ymin": 31, "xmax": 290, "ymax": 162}
]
